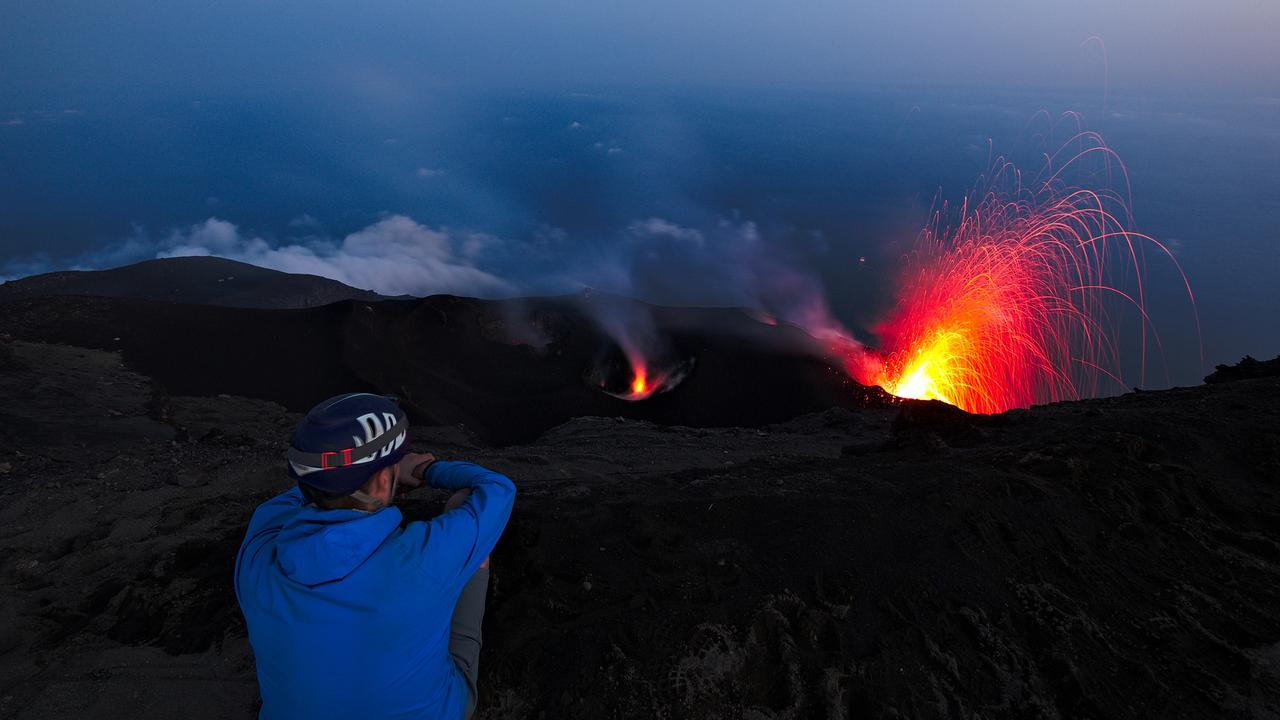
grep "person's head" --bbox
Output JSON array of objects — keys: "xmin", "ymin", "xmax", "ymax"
[{"xmin": 287, "ymin": 393, "xmax": 409, "ymax": 511}]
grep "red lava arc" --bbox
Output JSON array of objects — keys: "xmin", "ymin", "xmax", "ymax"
[{"xmin": 846, "ymin": 133, "xmax": 1196, "ymax": 414}]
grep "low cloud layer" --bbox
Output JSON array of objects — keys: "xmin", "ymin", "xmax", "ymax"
[
  {"xmin": 1, "ymin": 212, "xmax": 846, "ymax": 337},
  {"xmin": 1, "ymin": 215, "xmax": 514, "ymax": 298},
  {"xmin": 0, "ymin": 209, "xmax": 866, "ymax": 384},
  {"xmin": 157, "ymin": 216, "xmax": 512, "ymax": 297}
]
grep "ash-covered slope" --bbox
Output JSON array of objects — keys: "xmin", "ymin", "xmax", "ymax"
[
  {"xmin": 1, "ymin": 339, "xmax": 1277, "ymax": 719},
  {"xmin": 0, "ymin": 292, "xmax": 882, "ymax": 444},
  {"xmin": 0, "ymin": 256, "xmax": 387, "ymax": 308}
]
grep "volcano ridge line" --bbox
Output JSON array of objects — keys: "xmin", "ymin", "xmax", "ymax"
[{"xmin": 0, "ymin": 292, "xmax": 888, "ymax": 444}]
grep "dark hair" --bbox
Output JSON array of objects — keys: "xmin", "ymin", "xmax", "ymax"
[{"xmin": 298, "ymin": 482, "xmax": 348, "ymax": 507}]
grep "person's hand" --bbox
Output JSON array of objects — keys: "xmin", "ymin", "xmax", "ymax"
[{"xmin": 395, "ymin": 452, "xmax": 436, "ymax": 494}]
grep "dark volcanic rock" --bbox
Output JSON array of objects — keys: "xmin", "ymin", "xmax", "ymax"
[
  {"xmin": 1, "ymin": 340, "xmax": 1279, "ymax": 719},
  {"xmin": 0, "ymin": 293, "xmax": 885, "ymax": 444},
  {"xmin": 0, "ymin": 294, "xmax": 374, "ymax": 421},
  {"xmin": 1205, "ymin": 354, "xmax": 1280, "ymax": 384}
]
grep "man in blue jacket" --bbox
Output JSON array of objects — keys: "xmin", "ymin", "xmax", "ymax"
[{"xmin": 235, "ymin": 393, "xmax": 516, "ymax": 719}]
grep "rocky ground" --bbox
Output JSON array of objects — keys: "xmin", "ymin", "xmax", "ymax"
[{"xmin": 1, "ymin": 338, "xmax": 1279, "ymax": 719}]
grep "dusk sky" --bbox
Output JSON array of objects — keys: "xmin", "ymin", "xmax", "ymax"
[
  {"xmin": 2, "ymin": 1, "xmax": 1278, "ymax": 388},
  {"xmin": 4, "ymin": 1, "xmax": 1279, "ymax": 98}
]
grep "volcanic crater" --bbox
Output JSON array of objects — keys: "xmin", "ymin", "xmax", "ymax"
[{"xmin": 1, "ymin": 258, "xmax": 1278, "ymax": 719}]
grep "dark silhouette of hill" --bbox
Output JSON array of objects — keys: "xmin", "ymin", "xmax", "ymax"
[
  {"xmin": 0, "ymin": 256, "xmax": 387, "ymax": 308},
  {"xmin": 0, "ymin": 292, "xmax": 885, "ymax": 444},
  {"xmin": 1206, "ymin": 354, "xmax": 1280, "ymax": 383}
]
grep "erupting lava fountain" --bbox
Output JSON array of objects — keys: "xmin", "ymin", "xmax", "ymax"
[
  {"xmin": 629, "ymin": 366, "xmax": 650, "ymax": 397},
  {"xmin": 614, "ymin": 349, "xmax": 693, "ymax": 401},
  {"xmin": 844, "ymin": 132, "xmax": 1197, "ymax": 414}
]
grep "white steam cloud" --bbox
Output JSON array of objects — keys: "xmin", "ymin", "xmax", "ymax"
[
  {"xmin": 157, "ymin": 215, "xmax": 512, "ymax": 297},
  {"xmin": 2, "ymin": 212, "xmax": 850, "ymax": 342},
  {"xmin": 0, "ymin": 215, "xmax": 513, "ymax": 297},
  {"xmin": 573, "ymin": 216, "xmax": 861, "ymax": 382},
  {"xmin": 611, "ymin": 216, "xmax": 847, "ymax": 333}
]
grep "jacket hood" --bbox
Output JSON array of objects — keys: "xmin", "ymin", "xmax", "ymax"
[{"xmin": 274, "ymin": 504, "xmax": 403, "ymax": 586}]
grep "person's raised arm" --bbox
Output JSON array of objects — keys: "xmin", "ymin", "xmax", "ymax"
[{"xmin": 400, "ymin": 456, "xmax": 515, "ymax": 590}]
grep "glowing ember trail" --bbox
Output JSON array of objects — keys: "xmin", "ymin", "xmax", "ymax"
[{"xmin": 846, "ymin": 133, "xmax": 1196, "ymax": 414}]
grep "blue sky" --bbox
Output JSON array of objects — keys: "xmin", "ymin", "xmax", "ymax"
[{"xmin": 4, "ymin": 1, "xmax": 1278, "ymax": 100}]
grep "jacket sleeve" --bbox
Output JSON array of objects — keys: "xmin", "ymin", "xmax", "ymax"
[
  {"xmin": 415, "ymin": 461, "xmax": 516, "ymax": 591},
  {"xmin": 234, "ymin": 486, "xmax": 306, "ymax": 602}
]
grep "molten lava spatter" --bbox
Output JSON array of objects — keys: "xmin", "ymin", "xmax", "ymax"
[
  {"xmin": 881, "ymin": 332, "xmax": 962, "ymax": 406},
  {"xmin": 630, "ymin": 368, "xmax": 649, "ymax": 398},
  {"xmin": 603, "ymin": 352, "xmax": 694, "ymax": 401},
  {"xmin": 850, "ymin": 136, "xmax": 1195, "ymax": 414}
]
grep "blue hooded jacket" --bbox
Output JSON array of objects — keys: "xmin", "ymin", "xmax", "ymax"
[{"xmin": 235, "ymin": 461, "xmax": 516, "ymax": 720}]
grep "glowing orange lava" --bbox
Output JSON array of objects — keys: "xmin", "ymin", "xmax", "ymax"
[
  {"xmin": 630, "ymin": 369, "xmax": 649, "ymax": 397},
  {"xmin": 849, "ymin": 134, "xmax": 1195, "ymax": 413},
  {"xmin": 610, "ymin": 352, "xmax": 693, "ymax": 401},
  {"xmin": 618, "ymin": 352, "xmax": 662, "ymax": 401}
]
